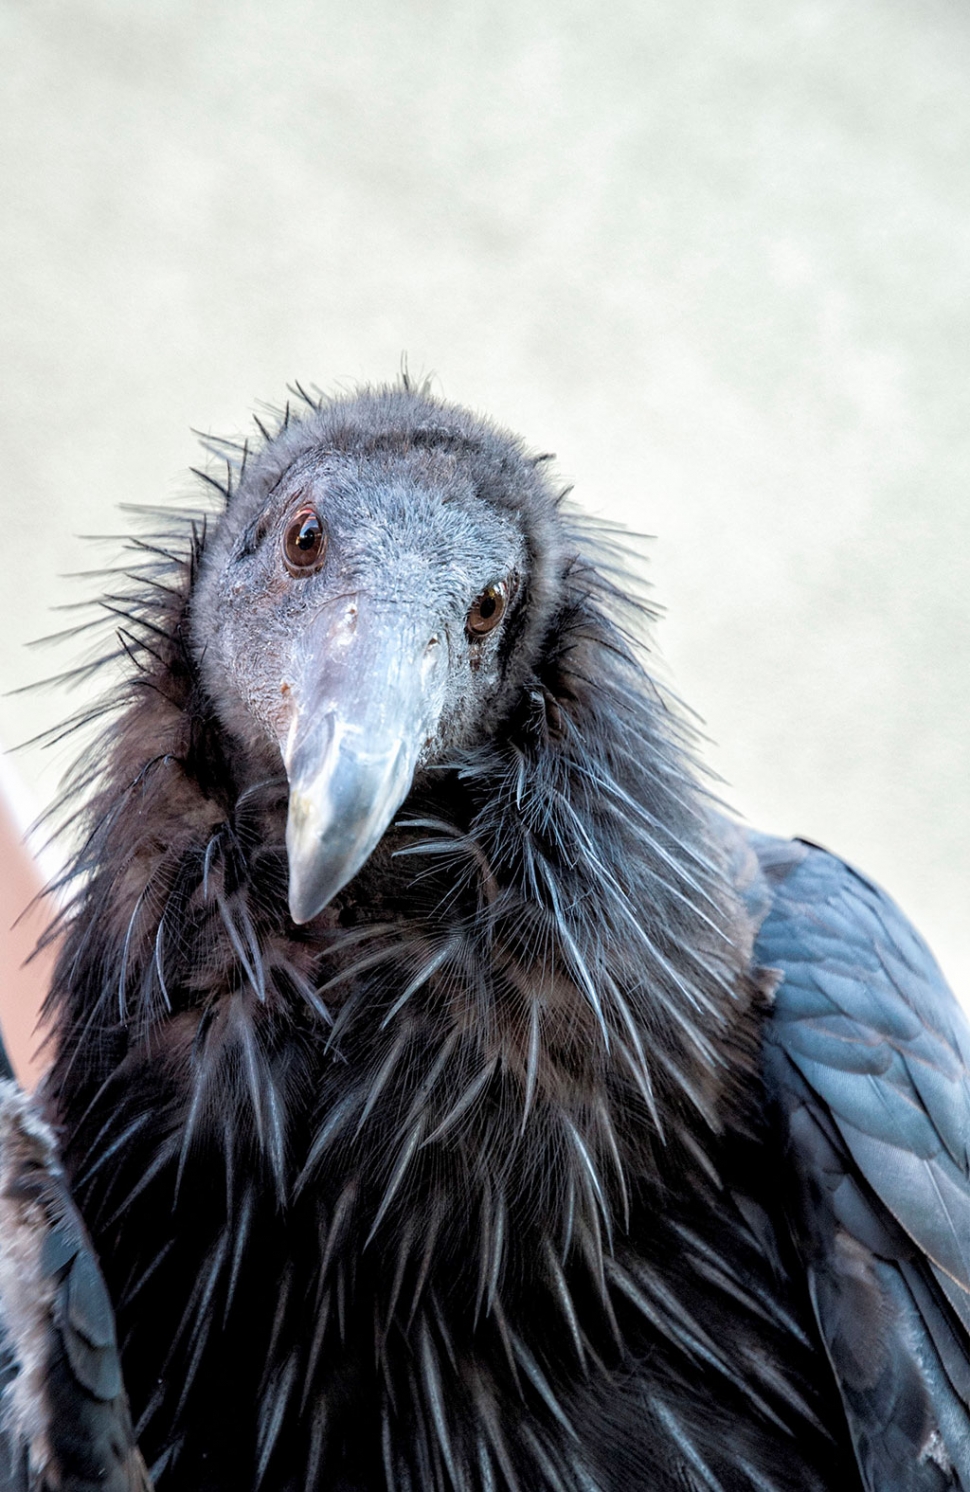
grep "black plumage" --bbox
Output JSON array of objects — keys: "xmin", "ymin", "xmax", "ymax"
[{"xmin": 0, "ymin": 380, "xmax": 967, "ymax": 1491}]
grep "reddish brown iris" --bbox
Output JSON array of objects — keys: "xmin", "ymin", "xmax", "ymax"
[
  {"xmin": 283, "ymin": 507, "xmax": 327, "ymax": 574},
  {"xmin": 467, "ymin": 581, "xmax": 508, "ymax": 636}
]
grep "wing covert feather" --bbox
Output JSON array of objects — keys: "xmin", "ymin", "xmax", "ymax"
[
  {"xmin": 0, "ymin": 1082, "xmax": 152, "ymax": 1492},
  {"xmin": 751, "ymin": 836, "xmax": 970, "ymax": 1489}
]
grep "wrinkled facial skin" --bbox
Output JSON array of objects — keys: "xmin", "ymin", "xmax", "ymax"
[{"xmin": 193, "ymin": 449, "xmax": 530, "ymax": 921}]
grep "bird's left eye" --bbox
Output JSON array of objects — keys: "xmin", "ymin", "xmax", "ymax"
[
  {"xmin": 467, "ymin": 581, "xmax": 508, "ymax": 637},
  {"xmin": 283, "ymin": 508, "xmax": 327, "ymax": 574}
]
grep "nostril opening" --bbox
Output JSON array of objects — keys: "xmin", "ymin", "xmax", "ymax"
[{"xmin": 427, "ymin": 635, "xmax": 440, "ymax": 651}]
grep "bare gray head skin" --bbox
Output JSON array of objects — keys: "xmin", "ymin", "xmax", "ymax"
[{"xmin": 190, "ymin": 385, "xmax": 568, "ymax": 923}]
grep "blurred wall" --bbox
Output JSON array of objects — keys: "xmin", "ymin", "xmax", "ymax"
[{"xmin": 1, "ymin": 0, "xmax": 968, "ymax": 1005}]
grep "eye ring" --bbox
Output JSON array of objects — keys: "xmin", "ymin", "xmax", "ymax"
[
  {"xmin": 467, "ymin": 580, "xmax": 509, "ymax": 637},
  {"xmin": 282, "ymin": 506, "xmax": 327, "ymax": 574}
]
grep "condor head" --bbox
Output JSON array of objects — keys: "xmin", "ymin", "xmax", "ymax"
[{"xmin": 190, "ymin": 390, "xmax": 565, "ymax": 924}]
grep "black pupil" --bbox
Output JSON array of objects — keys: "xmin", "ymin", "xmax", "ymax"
[
  {"xmin": 479, "ymin": 591, "xmax": 497, "ymax": 619},
  {"xmin": 297, "ymin": 517, "xmax": 320, "ymax": 550}
]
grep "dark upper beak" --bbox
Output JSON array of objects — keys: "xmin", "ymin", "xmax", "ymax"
[{"xmin": 281, "ymin": 598, "xmax": 445, "ymax": 923}]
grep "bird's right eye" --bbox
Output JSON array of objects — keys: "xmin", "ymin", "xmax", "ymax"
[{"xmin": 283, "ymin": 508, "xmax": 327, "ymax": 574}]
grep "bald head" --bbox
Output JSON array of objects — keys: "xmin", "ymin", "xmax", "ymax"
[{"xmin": 189, "ymin": 386, "xmax": 570, "ymax": 919}]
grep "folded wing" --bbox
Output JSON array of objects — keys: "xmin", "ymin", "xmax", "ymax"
[
  {"xmin": 753, "ymin": 836, "xmax": 970, "ymax": 1490},
  {"xmin": 0, "ymin": 1082, "xmax": 151, "ymax": 1492}
]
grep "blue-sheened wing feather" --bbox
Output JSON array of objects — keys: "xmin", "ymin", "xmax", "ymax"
[
  {"xmin": 752, "ymin": 835, "xmax": 970, "ymax": 1489},
  {"xmin": 0, "ymin": 1082, "xmax": 152, "ymax": 1492}
]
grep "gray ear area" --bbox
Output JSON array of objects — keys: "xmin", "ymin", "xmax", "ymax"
[
  {"xmin": 754, "ymin": 839, "xmax": 970, "ymax": 1490},
  {"xmin": 0, "ymin": 1082, "xmax": 152, "ymax": 1492}
]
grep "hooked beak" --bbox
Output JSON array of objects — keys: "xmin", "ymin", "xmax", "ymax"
[{"xmin": 281, "ymin": 600, "xmax": 445, "ymax": 923}]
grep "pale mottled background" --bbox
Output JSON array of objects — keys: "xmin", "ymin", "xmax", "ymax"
[{"xmin": 1, "ymin": 0, "xmax": 968, "ymax": 1002}]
